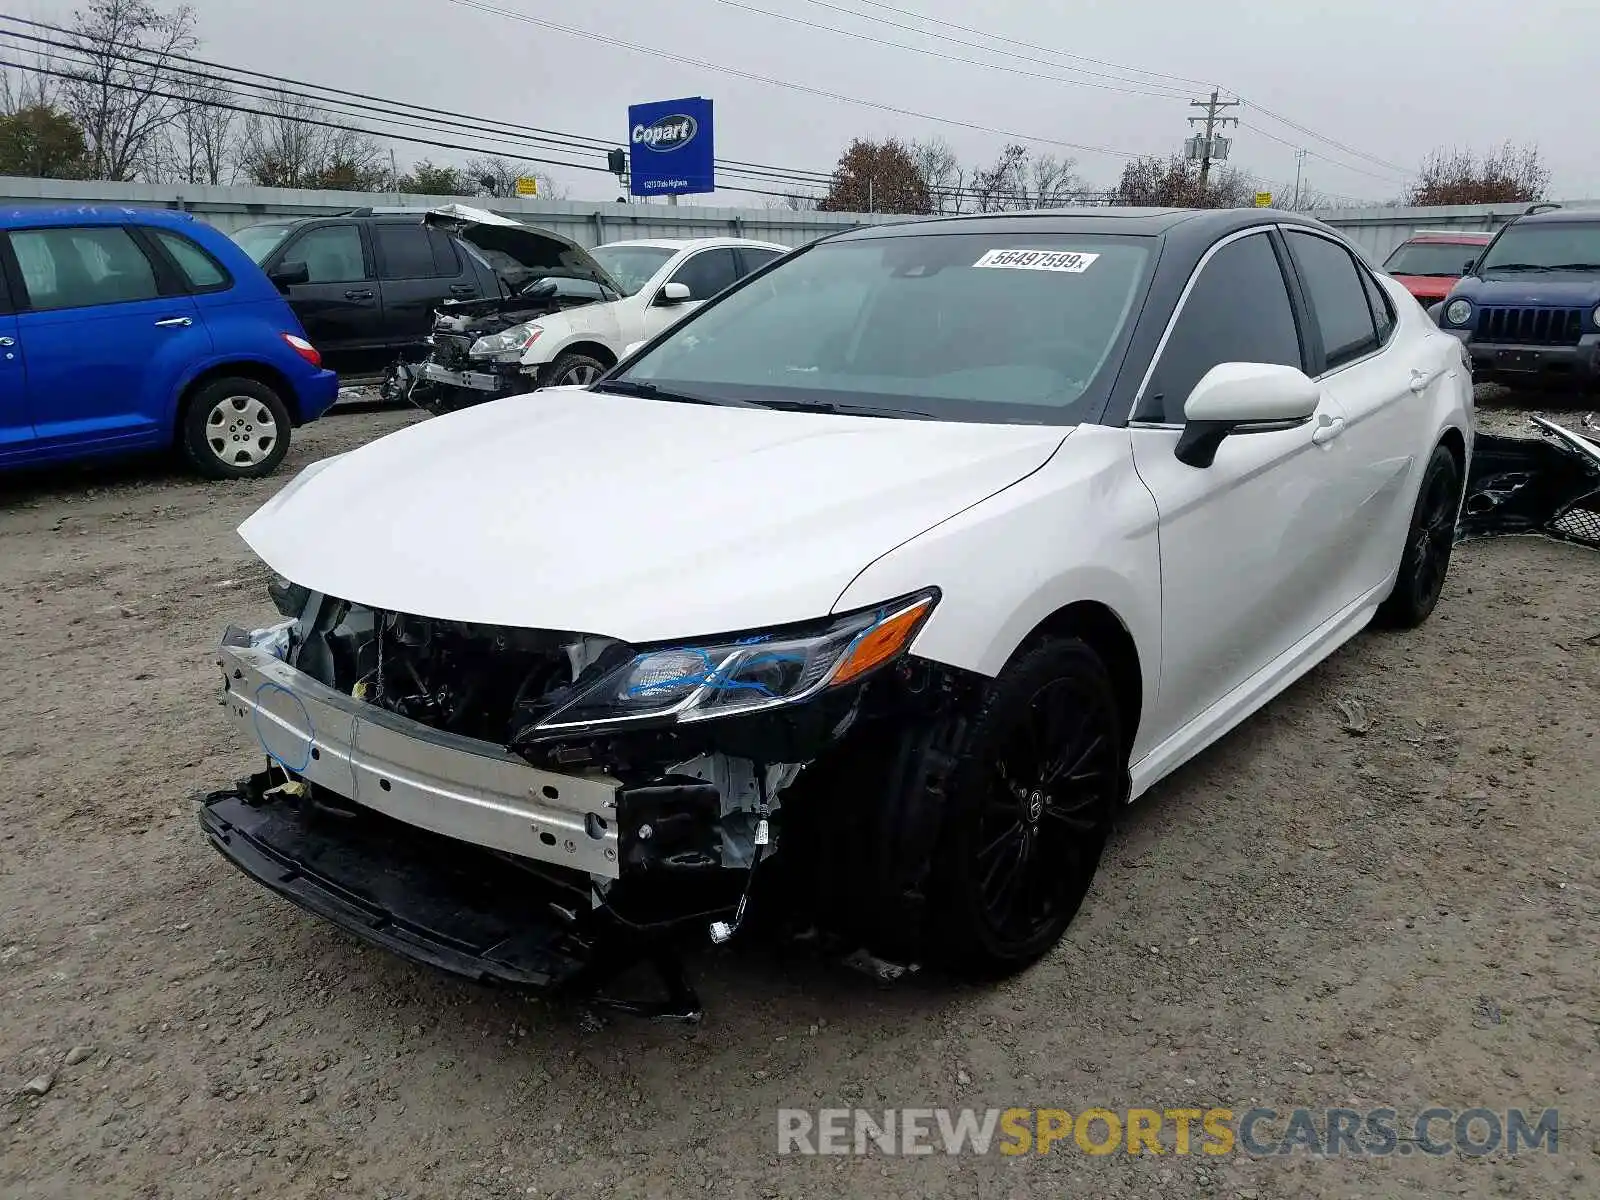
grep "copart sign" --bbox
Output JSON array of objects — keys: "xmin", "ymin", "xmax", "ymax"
[{"xmin": 627, "ymin": 96, "xmax": 715, "ymax": 197}]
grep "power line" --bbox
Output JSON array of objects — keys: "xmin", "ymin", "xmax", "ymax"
[
  {"xmin": 710, "ymin": 0, "xmax": 1192, "ymax": 100},
  {"xmin": 1242, "ymin": 103, "xmax": 1411, "ymax": 177},
  {"xmin": 1240, "ymin": 121, "xmax": 1404, "ymax": 185},
  {"xmin": 794, "ymin": 0, "xmax": 1412, "ymax": 184},
  {"xmin": 0, "ymin": 15, "xmax": 841, "ymax": 193},
  {"xmin": 442, "ymin": 0, "xmax": 1147, "ymax": 161},
  {"xmin": 839, "ymin": 0, "xmax": 1222, "ymax": 91},
  {"xmin": 0, "ymin": 47, "xmax": 834, "ymax": 202}
]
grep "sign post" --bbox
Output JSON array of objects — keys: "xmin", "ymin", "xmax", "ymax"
[{"xmin": 627, "ymin": 97, "xmax": 715, "ymax": 199}]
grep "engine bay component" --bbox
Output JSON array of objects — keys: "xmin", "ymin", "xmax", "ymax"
[{"xmin": 1459, "ymin": 415, "xmax": 1600, "ymax": 550}]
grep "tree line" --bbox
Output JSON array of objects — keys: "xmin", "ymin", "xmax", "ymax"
[
  {"xmin": 794, "ymin": 135, "xmax": 1552, "ymax": 216},
  {"xmin": 0, "ymin": 0, "xmax": 564, "ymax": 197}
]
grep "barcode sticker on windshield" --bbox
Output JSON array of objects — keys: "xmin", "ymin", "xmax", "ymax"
[{"xmin": 972, "ymin": 248, "xmax": 1099, "ymax": 273}]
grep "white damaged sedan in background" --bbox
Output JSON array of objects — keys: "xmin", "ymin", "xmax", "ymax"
[{"xmin": 201, "ymin": 207, "xmax": 1475, "ymax": 1019}]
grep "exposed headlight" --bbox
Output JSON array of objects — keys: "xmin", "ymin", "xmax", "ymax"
[
  {"xmin": 1593, "ymin": 304, "xmax": 1600, "ymax": 329},
  {"xmin": 1445, "ymin": 299, "xmax": 1473, "ymax": 327},
  {"xmin": 533, "ymin": 591, "xmax": 938, "ymax": 733},
  {"xmin": 469, "ymin": 323, "xmax": 542, "ymax": 361}
]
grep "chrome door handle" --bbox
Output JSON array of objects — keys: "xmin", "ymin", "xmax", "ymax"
[
  {"xmin": 0, "ymin": 336, "xmax": 13, "ymax": 347},
  {"xmin": 154, "ymin": 316, "xmax": 193, "ymax": 328},
  {"xmin": 1311, "ymin": 414, "xmax": 1346, "ymax": 445}
]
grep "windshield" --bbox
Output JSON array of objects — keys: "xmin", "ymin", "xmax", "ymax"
[
  {"xmin": 1383, "ymin": 240, "xmax": 1485, "ymax": 276},
  {"xmin": 589, "ymin": 245, "xmax": 676, "ymax": 296},
  {"xmin": 614, "ymin": 233, "xmax": 1153, "ymax": 424},
  {"xmin": 231, "ymin": 223, "xmax": 294, "ymax": 264},
  {"xmin": 1477, "ymin": 222, "xmax": 1600, "ymax": 273}
]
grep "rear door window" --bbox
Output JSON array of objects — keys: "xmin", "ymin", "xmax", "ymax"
[
  {"xmin": 1286, "ymin": 230, "xmax": 1381, "ymax": 371},
  {"xmin": 10, "ymin": 225, "xmax": 163, "ymax": 311},
  {"xmin": 375, "ymin": 224, "xmax": 442, "ymax": 280},
  {"xmin": 149, "ymin": 229, "xmax": 231, "ymax": 292}
]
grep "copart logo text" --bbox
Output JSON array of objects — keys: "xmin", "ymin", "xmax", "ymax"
[{"xmin": 632, "ymin": 114, "xmax": 698, "ymax": 151}]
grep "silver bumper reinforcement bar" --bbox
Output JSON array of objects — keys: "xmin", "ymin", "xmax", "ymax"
[{"xmin": 216, "ymin": 642, "xmax": 622, "ymax": 879}]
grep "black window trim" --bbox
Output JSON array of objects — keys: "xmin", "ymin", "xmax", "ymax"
[
  {"xmin": 1277, "ymin": 224, "xmax": 1393, "ymax": 379},
  {"xmin": 270, "ymin": 219, "xmax": 375, "ymax": 282},
  {"xmin": 1129, "ymin": 224, "xmax": 1314, "ymax": 429},
  {"xmin": 0, "ymin": 222, "xmax": 176, "ymax": 314},
  {"xmin": 131, "ymin": 224, "xmax": 234, "ymax": 296}
]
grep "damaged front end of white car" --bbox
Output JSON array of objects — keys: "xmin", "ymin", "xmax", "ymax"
[{"xmin": 202, "ymin": 574, "xmax": 971, "ymax": 1019}]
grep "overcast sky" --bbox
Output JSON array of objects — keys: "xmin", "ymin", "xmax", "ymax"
[{"xmin": 32, "ymin": 0, "xmax": 1600, "ymax": 208}]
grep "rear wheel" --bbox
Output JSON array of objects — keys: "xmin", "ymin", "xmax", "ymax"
[
  {"xmin": 1376, "ymin": 442, "xmax": 1462, "ymax": 628},
  {"xmin": 925, "ymin": 638, "xmax": 1123, "ymax": 979},
  {"xmin": 180, "ymin": 377, "xmax": 292, "ymax": 480}
]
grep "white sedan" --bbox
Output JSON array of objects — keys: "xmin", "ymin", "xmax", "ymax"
[{"xmin": 203, "ymin": 207, "xmax": 1473, "ymax": 1003}]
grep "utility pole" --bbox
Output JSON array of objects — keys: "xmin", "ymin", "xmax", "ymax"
[
  {"xmin": 1186, "ymin": 89, "xmax": 1240, "ymax": 192},
  {"xmin": 1292, "ymin": 148, "xmax": 1307, "ymax": 210}
]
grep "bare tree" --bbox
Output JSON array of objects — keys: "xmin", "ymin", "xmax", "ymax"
[
  {"xmin": 910, "ymin": 137, "xmax": 964, "ymax": 213},
  {"xmin": 966, "ymin": 144, "xmax": 1084, "ymax": 212},
  {"xmin": 237, "ymin": 94, "xmax": 389, "ymax": 190},
  {"xmin": 1026, "ymin": 152, "xmax": 1082, "ymax": 207},
  {"xmin": 1405, "ymin": 142, "xmax": 1549, "ymax": 206},
  {"xmin": 0, "ymin": 54, "xmax": 59, "ymax": 115},
  {"xmin": 762, "ymin": 191, "xmax": 820, "ymax": 211},
  {"xmin": 165, "ymin": 78, "xmax": 234, "ymax": 184},
  {"xmin": 58, "ymin": 0, "xmax": 198, "ymax": 181},
  {"xmin": 968, "ymin": 143, "xmax": 1026, "ymax": 212},
  {"xmin": 463, "ymin": 155, "xmax": 566, "ymax": 200}
]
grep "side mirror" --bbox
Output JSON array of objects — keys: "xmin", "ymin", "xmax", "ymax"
[
  {"xmin": 655, "ymin": 281, "xmax": 691, "ymax": 307},
  {"xmin": 622, "ymin": 340, "xmax": 645, "ymax": 358},
  {"xmin": 269, "ymin": 261, "xmax": 310, "ymax": 289},
  {"xmin": 1462, "ymin": 258, "xmax": 1478, "ymax": 277},
  {"xmin": 1175, "ymin": 362, "xmax": 1321, "ymax": 469}
]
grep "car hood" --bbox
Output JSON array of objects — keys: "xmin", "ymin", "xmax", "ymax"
[
  {"xmin": 239, "ymin": 392, "xmax": 1072, "ymax": 642},
  {"xmin": 423, "ymin": 204, "xmax": 625, "ymax": 296},
  {"xmin": 1392, "ymin": 273, "xmax": 1457, "ymax": 300},
  {"xmin": 1452, "ymin": 276, "xmax": 1600, "ymax": 305}
]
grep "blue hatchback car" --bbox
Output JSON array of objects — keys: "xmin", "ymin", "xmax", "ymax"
[{"xmin": 0, "ymin": 206, "xmax": 339, "ymax": 479}]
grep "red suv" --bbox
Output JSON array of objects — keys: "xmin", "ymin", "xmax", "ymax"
[{"xmin": 1381, "ymin": 230, "xmax": 1493, "ymax": 305}]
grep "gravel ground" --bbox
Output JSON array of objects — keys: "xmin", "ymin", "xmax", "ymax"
[{"xmin": 0, "ymin": 392, "xmax": 1596, "ymax": 1200}]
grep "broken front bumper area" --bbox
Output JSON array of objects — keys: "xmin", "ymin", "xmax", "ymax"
[
  {"xmin": 1460, "ymin": 415, "xmax": 1600, "ymax": 549},
  {"xmin": 200, "ymin": 772, "xmax": 705, "ymax": 1019}
]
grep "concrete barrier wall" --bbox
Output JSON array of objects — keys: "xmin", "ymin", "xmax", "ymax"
[{"xmin": 2, "ymin": 174, "xmax": 1597, "ymax": 260}]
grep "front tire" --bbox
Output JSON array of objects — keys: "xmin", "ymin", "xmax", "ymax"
[
  {"xmin": 925, "ymin": 638, "xmax": 1124, "ymax": 979},
  {"xmin": 543, "ymin": 351, "xmax": 608, "ymax": 388},
  {"xmin": 1376, "ymin": 442, "xmax": 1462, "ymax": 628},
  {"xmin": 181, "ymin": 377, "xmax": 292, "ymax": 480}
]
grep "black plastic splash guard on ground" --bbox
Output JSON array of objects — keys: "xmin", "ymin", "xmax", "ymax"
[
  {"xmin": 1460, "ymin": 417, "xmax": 1600, "ymax": 550},
  {"xmin": 199, "ymin": 773, "xmax": 704, "ymax": 1021}
]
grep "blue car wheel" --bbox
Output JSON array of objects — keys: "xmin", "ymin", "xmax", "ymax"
[{"xmin": 181, "ymin": 376, "xmax": 293, "ymax": 480}]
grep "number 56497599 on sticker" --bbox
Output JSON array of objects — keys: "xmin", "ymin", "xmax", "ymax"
[{"xmin": 972, "ymin": 248, "xmax": 1100, "ymax": 272}]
